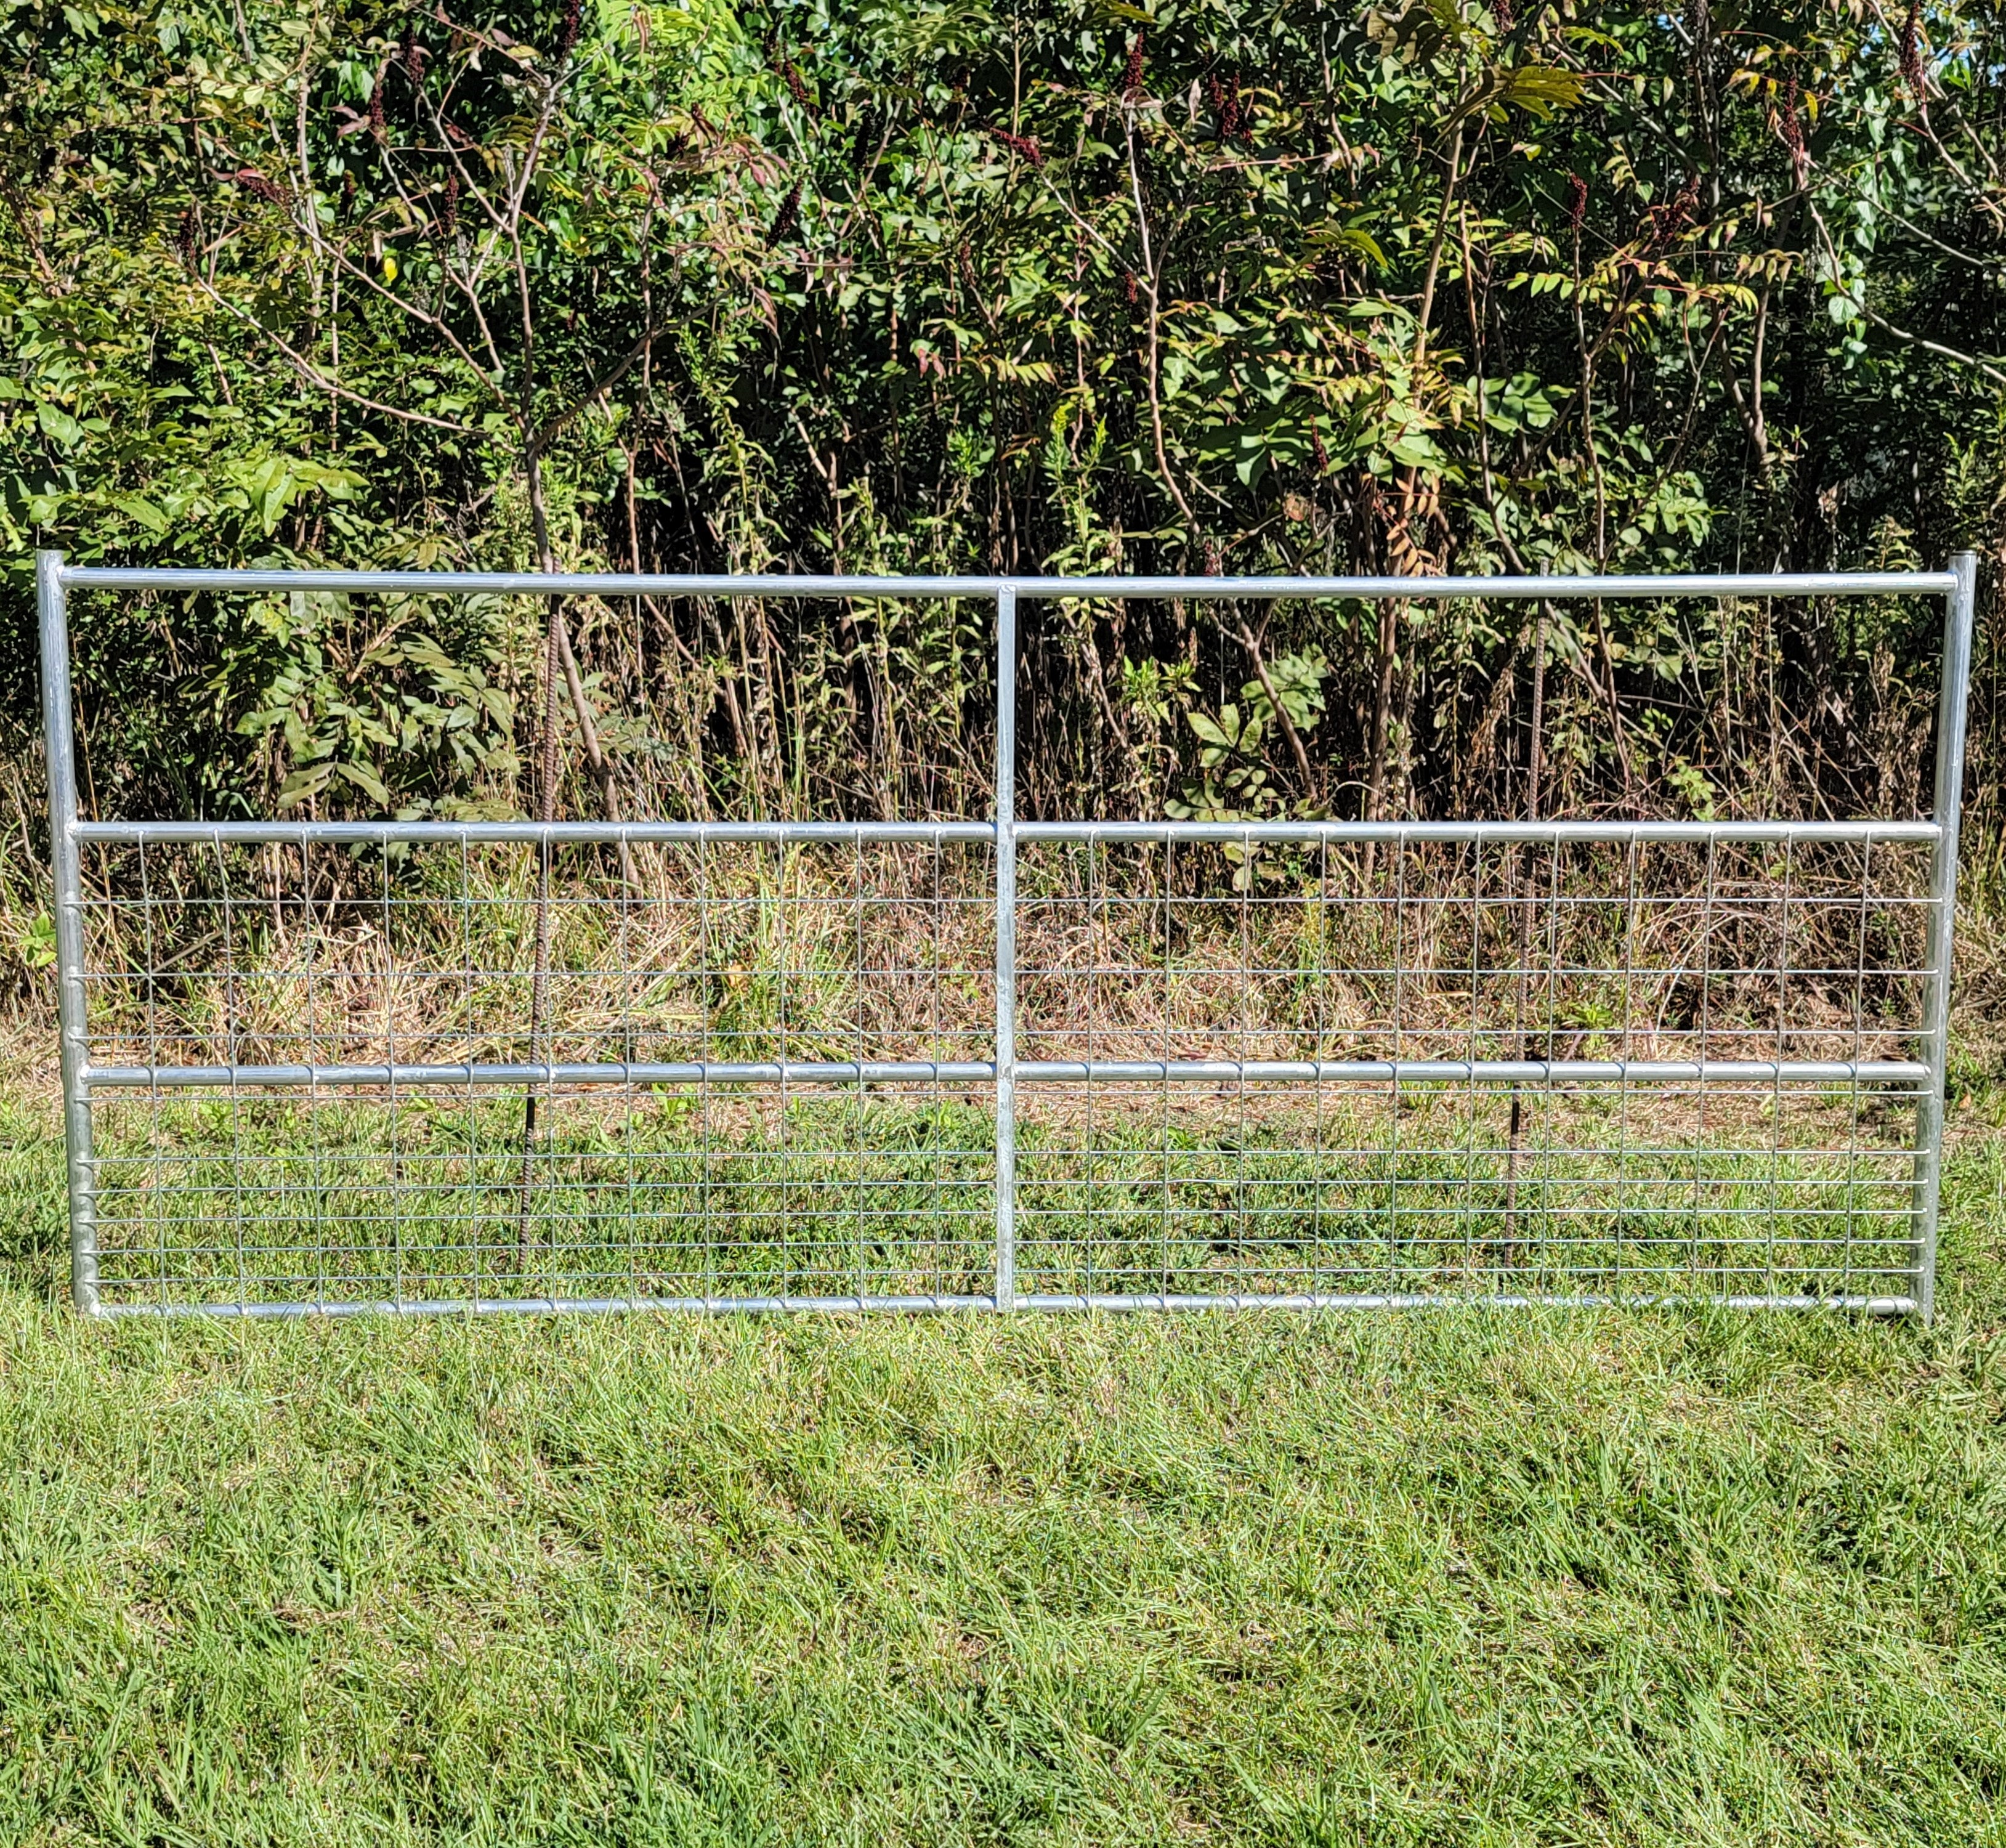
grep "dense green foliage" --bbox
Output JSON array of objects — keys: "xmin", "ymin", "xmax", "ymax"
[
  {"xmin": 1, "ymin": 1077, "xmax": 2005, "ymax": 1842},
  {"xmin": 2, "ymin": 0, "xmax": 2005, "ymax": 922}
]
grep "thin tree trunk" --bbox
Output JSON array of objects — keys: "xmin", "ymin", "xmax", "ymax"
[
  {"xmin": 1365, "ymin": 597, "xmax": 1402, "ymax": 821},
  {"xmin": 1237, "ymin": 619, "xmax": 1317, "ymax": 802},
  {"xmin": 517, "ymin": 573, "xmax": 565, "ymax": 1269},
  {"xmin": 1503, "ymin": 602, "xmax": 1550, "ymax": 1254},
  {"xmin": 515, "ymin": 448, "xmax": 636, "ymax": 1266},
  {"xmin": 1369, "ymin": 121, "xmax": 1464, "ymax": 821}
]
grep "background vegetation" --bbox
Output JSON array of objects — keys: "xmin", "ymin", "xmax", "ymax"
[{"xmin": 2, "ymin": 0, "xmax": 2005, "ymax": 942}]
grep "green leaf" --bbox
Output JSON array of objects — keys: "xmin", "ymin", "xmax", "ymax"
[
  {"xmin": 112, "ymin": 494, "xmax": 169, "ymax": 533},
  {"xmin": 1386, "ymin": 431, "xmax": 1442, "ymax": 469},
  {"xmin": 275, "ymin": 763, "xmax": 335, "ymax": 809},
  {"xmin": 1503, "ymin": 64, "xmax": 1587, "ymax": 119},
  {"xmin": 36, "ymin": 401, "xmax": 85, "ymax": 449},
  {"xmin": 335, "ymin": 761, "xmax": 390, "ymax": 805}
]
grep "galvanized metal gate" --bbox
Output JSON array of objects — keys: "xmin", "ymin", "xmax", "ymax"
[{"xmin": 40, "ymin": 554, "xmax": 1976, "ymax": 1318}]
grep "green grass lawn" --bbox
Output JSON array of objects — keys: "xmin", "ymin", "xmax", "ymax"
[{"xmin": 0, "ymin": 1080, "xmax": 2003, "ymax": 1844}]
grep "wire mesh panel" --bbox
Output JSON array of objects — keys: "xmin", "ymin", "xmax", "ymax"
[
  {"xmin": 76, "ymin": 829, "xmax": 998, "ymax": 1311},
  {"xmin": 85, "ymin": 1079, "xmax": 999, "ymax": 1310},
  {"xmin": 1011, "ymin": 827, "xmax": 1933, "ymax": 1307},
  {"xmin": 38, "ymin": 557, "xmax": 1974, "ymax": 1318}
]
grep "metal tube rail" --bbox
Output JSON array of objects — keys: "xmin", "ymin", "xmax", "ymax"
[
  {"xmin": 57, "ymin": 565, "xmax": 1957, "ymax": 599},
  {"xmin": 993, "ymin": 583, "xmax": 1019, "ymax": 1311},
  {"xmin": 81, "ymin": 1058, "xmax": 1933, "ymax": 1090},
  {"xmin": 92, "ymin": 1290, "xmax": 1919, "ymax": 1321},
  {"xmin": 71, "ymin": 817, "xmax": 1939, "ymax": 846},
  {"xmin": 85, "ymin": 1060, "xmax": 1005, "ymax": 1088},
  {"xmin": 1013, "ymin": 1059, "xmax": 1931, "ymax": 1086},
  {"xmin": 38, "ymin": 553, "xmax": 97, "ymax": 1316},
  {"xmin": 1017, "ymin": 819, "xmax": 1939, "ymax": 844},
  {"xmin": 72, "ymin": 819, "xmax": 998, "ymax": 844},
  {"xmin": 1913, "ymin": 551, "xmax": 1978, "ymax": 1319}
]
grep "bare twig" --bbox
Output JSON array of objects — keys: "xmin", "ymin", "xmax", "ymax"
[
  {"xmin": 1123, "ymin": 110, "xmax": 1198, "ymax": 539},
  {"xmin": 194, "ymin": 279, "xmax": 478, "ymax": 434},
  {"xmin": 1237, "ymin": 620, "xmax": 1317, "ymax": 802}
]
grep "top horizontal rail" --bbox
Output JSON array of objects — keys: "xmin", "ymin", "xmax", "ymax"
[{"xmin": 57, "ymin": 567, "xmax": 1959, "ymax": 601}]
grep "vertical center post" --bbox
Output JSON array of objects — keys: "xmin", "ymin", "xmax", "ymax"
[{"xmin": 994, "ymin": 583, "xmax": 1018, "ymax": 1310}]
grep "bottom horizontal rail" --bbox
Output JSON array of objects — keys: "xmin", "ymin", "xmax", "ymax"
[
  {"xmin": 82, "ymin": 1060, "xmax": 1001, "ymax": 1088},
  {"xmin": 91, "ymin": 1290, "xmax": 1920, "ymax": 1319},
  {"xmin": 80, "ymin": 1056, "xmax": 1933, "ymax": 1088}
]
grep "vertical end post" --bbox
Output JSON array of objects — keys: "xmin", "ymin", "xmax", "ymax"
[
  {"xmin": 994, "ymin": 584, "xmax": 1017, "ymax": 1311},
  {"xmin": 1914, "ymin": 551, "xmax": 1976, "ymax": 1323},
  {"xmin": 39, "ymin": 551, "xmax": 99, "ymax": 1315}
]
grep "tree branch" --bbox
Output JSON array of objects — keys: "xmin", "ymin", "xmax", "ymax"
[
  {"xmin": 1809, "ymin": 201, "xmax": 2006, "ymax": 385},
  {"xmin": 526, "ymin": 321, "xmax": 676, "ymax": 462},
  {"xmin": 195, "ymin": 278, "xmax": 479, "ymax": 434},
  {"xmin": 1237, "ymin": 620, "xmax": 1317, "ymax": 801}
]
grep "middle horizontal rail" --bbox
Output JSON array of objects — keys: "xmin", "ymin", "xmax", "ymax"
[
  {"xmin": 72, "ymin": 817, "xmax": 1939, "ymax": 845},
  {"xmin": 1017, "ymin": 819, "xmax": 1940, "ymax": 844},
  {"xmin": 73, "ymin": 819, "xmax": 997, "ymax": 845},
  {"xmin": 83, "ymin": 1057, "xmax": 1933, "ymax": 1088}
]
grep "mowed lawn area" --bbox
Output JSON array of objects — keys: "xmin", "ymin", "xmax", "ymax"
[{"xmin": 0, "ymin": 1079, "xmax": 2002, "ymax": 1846}]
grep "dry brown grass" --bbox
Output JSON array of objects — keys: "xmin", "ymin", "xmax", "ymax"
[{"xmin": 63, "ymin": 835, "xmax": 1935, "ymax": 1076}]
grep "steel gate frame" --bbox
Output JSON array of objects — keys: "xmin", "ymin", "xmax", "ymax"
[{"xmin": 39, "ymin": 552, "xmax": 1978, "ymax": 1319}]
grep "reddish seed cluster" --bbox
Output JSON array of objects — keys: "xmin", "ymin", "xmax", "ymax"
[
  {"xmin": 399, "ymin": 19, "xmax": 417, "ymax": 76},
  {"xmin": 558, "ymin": 0, "xmax": 581, "ymax": 61},
  {"xmin": 1495, "ymin": 0, "xmax": 1514, "ymax": 28},
  {"xmin": 233, "ymin": 166, "xmax": 286, "ymax": 204},
  {"xmin": 1641, "ymin": 174, "xmax": 1698, "ymax": 253},
  {"xmin": 1309, "ymin": 421, "xmax": 1330, "ymax": 474},
  {"xmin": 442, "ymin": 169, "xmax": 459, "ymax": 237},
  {"xmin": 766, "ymin": 177, "xmax": 803, "ymax": 247},
  {"xmin": 764, "ymin": 33, "xmax": 816, "ymax": 116},
  {"xmin": 368, "ymin": 76, "xmax": 386, "ymax": 136},
  {"xmin": 1778, "ymin": 75, "xmax": 1806, "ymax": 158},
  {"xmin": 1899, "ymin": 1, "xmax": 1925, "ymax": 99},
  {"xmin": 1123, "ymin": 270, "xmax": 1138, "ymax": 305},
  {"xmin": 1207, "ymin": 73, "xmax": 1250, "ymax": 145},
  {"xmin": 990, "ymin": 126, "xmax": 1043, "ymax": 167},
  {"xmin": 175, "ymin": 208, "xmax": 198, "ymax": 270},
  {"xmin": 1566, "ymin": 171, "xmax": 1588, "ymax": 235},
  {"xmin": 846, "ymin": 108, "xmax": 879, "ymax": 176},
  {"xmin": 1122, "ymin": 31, "xmax": 1144, "ymax": 102}
]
